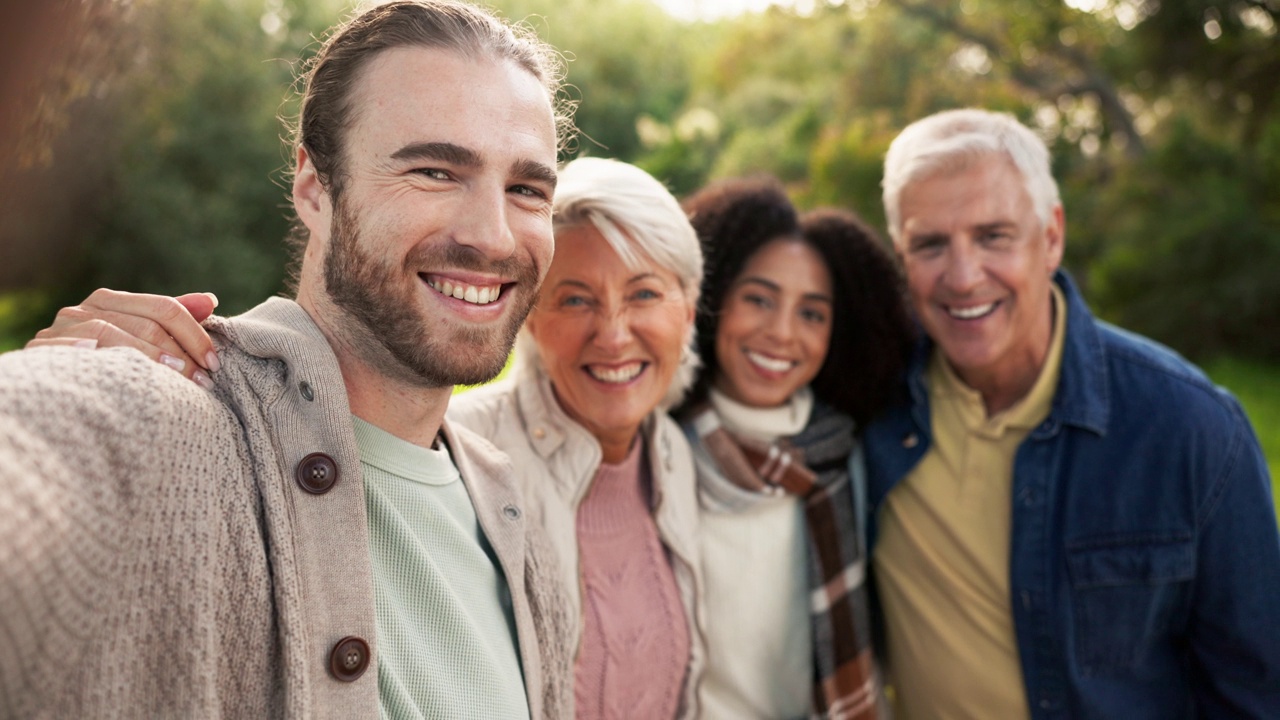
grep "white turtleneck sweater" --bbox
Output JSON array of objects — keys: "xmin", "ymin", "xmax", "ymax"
[{"xmin": 695, "ymin": 387, "xmax": 814, "ymax": 720}]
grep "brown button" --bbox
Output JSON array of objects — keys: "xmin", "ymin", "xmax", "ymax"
[
  {"xmin": 296, "ymin": 452, "xmax": 339, "ymax": 494},
  {"xmin": 329, "ymin": 636, "xmax": 370, "ymax": 682}
]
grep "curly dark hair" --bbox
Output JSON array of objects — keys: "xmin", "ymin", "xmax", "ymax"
[{"xmin": 679, "ymin": 175, "xmax": 915, "ymax": 431}]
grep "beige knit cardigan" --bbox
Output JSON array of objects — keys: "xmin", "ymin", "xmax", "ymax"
[{"xmin": 0, "ymin": 298, "xmax": 572, "ymax": 719}]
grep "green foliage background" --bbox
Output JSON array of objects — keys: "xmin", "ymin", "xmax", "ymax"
[{"xmin": 1, "ymin": 0, "xmax": 1277, "ymax": 506}]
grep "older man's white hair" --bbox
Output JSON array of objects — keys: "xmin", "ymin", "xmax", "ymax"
[
  {"xmin": 514, "ymin": 156, "xmax": 703, "ymax": 409},
  {"xmin": 881, "ymin": 108, "xmax": 1061, "ymax": 244}
]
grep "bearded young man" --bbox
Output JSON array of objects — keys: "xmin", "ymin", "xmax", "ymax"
[{"xmin": 0, "ymin": 2, "xmax": 575, "ymax": 717}]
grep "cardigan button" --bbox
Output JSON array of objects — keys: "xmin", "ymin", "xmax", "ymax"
[
  {"xmin": 299, "ymin": 380, "xmax": 315, "ymax": 401},
  {"xmin": 296, "ymin": 453, "xmax": 339, "ymax": 495},
  {"xmin": 503, "ymin": 504, "xmax": 521, "ymax": 520},
  {"xmin": 329, "ymin": 636, "xmax": 370, "ymax": 682}
]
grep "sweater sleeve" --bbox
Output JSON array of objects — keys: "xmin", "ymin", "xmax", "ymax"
[{"xmin": 0, "ymin": 346, "xmax": 225, "ymax": 713}]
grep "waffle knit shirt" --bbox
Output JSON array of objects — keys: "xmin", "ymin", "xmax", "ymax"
[{"xmin": 354, "ymin": 418, "xmax": 529, "ymax": 720}]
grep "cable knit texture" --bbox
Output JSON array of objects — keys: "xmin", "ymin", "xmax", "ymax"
[
  {"xmin": 574, "ymin": 440, "xmax": 691, "ymax": 720},
  {"xmin": 0, "ymin": 297, "xmax": 569, "ymax": 719}
]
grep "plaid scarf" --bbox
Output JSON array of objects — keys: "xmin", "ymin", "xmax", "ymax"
[{"xmin": 689, "ymin": 401, "xmax": 880, "ymax": 720}]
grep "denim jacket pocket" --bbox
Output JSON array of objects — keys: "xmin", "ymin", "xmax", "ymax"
[{"xmin": 1065, "ymin": 536, "xmax": 1194, "ymax": 673}]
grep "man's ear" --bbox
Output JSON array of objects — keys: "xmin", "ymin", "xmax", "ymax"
[
  {"xmin": 292, "ymin": 146, "xmax": 330, "ymax": 234},
  {"xmin": 1045, "ymin": 204, "xmax": 1066, "ymax": 273}
]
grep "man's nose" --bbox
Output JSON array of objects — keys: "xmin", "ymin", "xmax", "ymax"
[
  {"xmin": 454, "ymin": 185, "xmax": 517, "ymax": 261},
  {"xmin": 944, "ymin": 242, "xmax": 983, "ymax": 293}
]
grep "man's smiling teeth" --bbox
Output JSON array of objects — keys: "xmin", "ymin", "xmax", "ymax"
[
  {"xmin": 426, "ymin": 278, "xmax": 501, "ymax": 305},
  {"xmin": 588, "ymin": 362, "xmax": 644, "ymax": 384},
  {"xmin": 948, "ymin": 302, "xmax": 997, "ymax": 320},
  {"xmin": 746, "ymin": 350, "xmax": 795, "ymax": 373}
]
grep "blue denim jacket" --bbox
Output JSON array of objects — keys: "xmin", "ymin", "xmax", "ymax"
[{"xmin": 863, "ymin": 271, "xmax": 1280, "ymax": 718}]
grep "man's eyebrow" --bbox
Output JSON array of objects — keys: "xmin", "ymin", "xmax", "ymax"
[
  {"xmin": 390, "ymin": 141, "xmax": 481, "ymax": 167},
  {"xmin": 907, "ymin": 231, "xmax": 948, "ymax": 247},
  {"xmin": 511, "ymin": 158, "xmax": 558, "ymax": 190}
]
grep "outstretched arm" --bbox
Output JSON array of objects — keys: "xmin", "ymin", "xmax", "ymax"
[{"xmin": 26, "ymin": 289, "xmax": 220, "ymax": 387}]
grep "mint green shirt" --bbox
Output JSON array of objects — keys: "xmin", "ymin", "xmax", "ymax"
[{"xmin": 354, "ymin": 418, "xmax": 530, "ymax": 720}]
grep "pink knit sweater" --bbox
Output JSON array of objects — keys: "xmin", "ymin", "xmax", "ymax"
[{"xmin": 573, "ymin": 440, "xmax": 691, "ymax": 719}]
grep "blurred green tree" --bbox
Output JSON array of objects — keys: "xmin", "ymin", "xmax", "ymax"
[
  {"xmin": 1, "ymin": 0, "xmax": 1276, "ymax": 364},
  {"xmin": 0, "ymin": 0, "xmax": 342, "ymax": 340}
]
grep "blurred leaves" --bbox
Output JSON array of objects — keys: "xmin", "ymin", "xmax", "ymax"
[{"xmin": 1, "ymin": 0, "xmax": 1277, "ymax": 362}]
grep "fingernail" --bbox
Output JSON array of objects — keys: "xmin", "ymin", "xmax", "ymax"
[
  {"xmin": 73, "ymin": 339, "xmax": 98, "ymax": 350},
  {"xmin": 205, "ymin": 351, "xmax": 221, "ymax": 373},
  {"xmin": 193, "ymin": 370, "xmax": 215, "ymax": 391},
  {"xmin": 160, "ymin": 353, "xmax": 186, "ymax": 372},
  {"xmin": 204, "ymin": 292, "xmax": 219, "ymax": 309}
]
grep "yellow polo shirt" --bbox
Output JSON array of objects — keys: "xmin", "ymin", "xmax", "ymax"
[{"xmin": 873, "ymin": 286, "xmax": 1066, "ymax": 720}]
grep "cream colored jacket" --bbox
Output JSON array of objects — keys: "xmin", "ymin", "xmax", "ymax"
[
  {"xmin": 0, "ymin": 298, "xmax": 569, "ymax": 719},
  {"xmin": 449, "ymin": 362, "xmax": 707, "ymax": 719}
]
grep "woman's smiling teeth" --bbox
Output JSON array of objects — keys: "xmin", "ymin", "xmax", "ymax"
[
  {"xmin": 746, "ymin": 350, "xmax": 795, "ymax": 373},
  {"xmin": 947, "ymin": 301, "xmax": 997, "ymax": 320},
  {"xmin": 426, "ymin": 277, "xmax": 502, "ymax": 305},
  {"xmin": 587, "ymin": 362, "xmax": 645, "ymax": 384}
]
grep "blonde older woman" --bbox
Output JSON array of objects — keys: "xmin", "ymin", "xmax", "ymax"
[
  {"xmin": 34, "ymin": 157, "xmax": 708, "ymax": 720},
  {"xmin": 449, "ymin": 156, "xmax": 705, "ymax": 720}
]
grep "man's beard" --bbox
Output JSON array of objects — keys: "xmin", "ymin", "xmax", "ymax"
[{"xmin": 322, "ymin": 195, "xmax": 540, "ymax": 388}]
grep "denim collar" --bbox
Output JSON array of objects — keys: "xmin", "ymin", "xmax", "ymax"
[{"xmin": 905, "ymin": 269, "xmax": 1109, "ymax": 439}]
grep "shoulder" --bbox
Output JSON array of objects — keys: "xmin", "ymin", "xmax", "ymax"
[
  {"xmin": 0, "ymin": 345, "xmax": 228, "ymax": 435},
  {"xmin": 1095, "ymin": 321, "xmax": 1244, "ymax": 430},
  {"xmin": 442, "ymin": 417, "xmax": 515, "ymax": 481},
  {"xmin": 649, "ymin": 411, "xmax": 695, "ymax": 465},
  {"xmin": 447, "ymin": 379, "xmax": 520, "ymax": 439}
]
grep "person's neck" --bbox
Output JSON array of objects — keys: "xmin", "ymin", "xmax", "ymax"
[
  {"xmin": 298, "ymin": 291, "xmax": 452, "ymax": 449},
  {"xmin": 964, "ymin": 365, "xmax": 1040, "ymax": 417},
  {"xmin": 954, "ymin": 301, "xmax": 1057, "ymax": 417}
]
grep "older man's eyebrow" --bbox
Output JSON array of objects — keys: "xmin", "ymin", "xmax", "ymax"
[
  {"xmin": 390, "ymin": 141, "xmax": 481, "ymax": 167},
  {"xmin": 907, "ymin": 232, "xmax": 948, "ymax": 249},
  {"xmin": 511, "ymin": 157, "xmax": 558, "ymax": 191}
]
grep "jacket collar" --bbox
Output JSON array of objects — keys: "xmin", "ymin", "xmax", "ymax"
[
  {"xmin": 512, "ymin": 361, "xmax": 602, "ymax": 463},
  {"xmin": 905, "ymin": 270, "xmax": 1109, "ymax": 438},
  {"xmin": 209, "ymin": 296, "xmax": 339, "ymax": 372},
  {"xmin": 510, "ymin": 361, "xmax": 683, "ymax": 511}
]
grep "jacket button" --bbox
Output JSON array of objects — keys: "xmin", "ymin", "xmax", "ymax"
[
  {"xmin": 296, "ymin": 453, "xmax": 339, "ymax": 494},
  {"xmin": 329, "ymin": 636, "xmax": 370, "ymax": 682},
  {"xmin": 299, "ymin": 380, "xmax": 315, "ymax": 401},
  {"xmin": 533, "ymin": 427, "xmax": 546, "ymax": 440},
  {"xmin": 503, "ymin": 505, "xmax": 521, "ymax": 520},
  {"xmin": 902, "ymin": 433, "xmax": 919, "ymax": 449}
]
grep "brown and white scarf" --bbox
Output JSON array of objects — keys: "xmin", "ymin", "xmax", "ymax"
[{"xmin": 687, "ymin": 390, "xmax": 881, "ymax": 720}]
